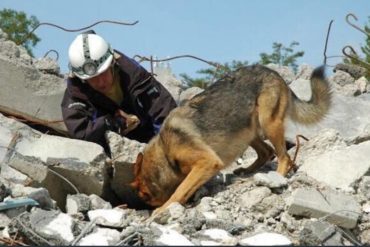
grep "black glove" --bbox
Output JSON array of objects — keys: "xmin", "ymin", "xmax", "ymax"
[{"xmin": 105, "ymin": 115, "xmax": 127, "ymax": 134}]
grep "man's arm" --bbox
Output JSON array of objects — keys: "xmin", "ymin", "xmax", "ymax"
[{"xmin": 134, "ymin": 76, "xmax": 177, "ymax": 132}]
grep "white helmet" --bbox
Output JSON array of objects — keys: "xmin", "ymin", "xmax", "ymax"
[{"xmin": 68, "ymin": 33, "xmax": 114, "ymax": 80}]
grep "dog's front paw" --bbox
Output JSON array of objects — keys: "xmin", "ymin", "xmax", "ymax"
[
  {"xmin": 146, "ymin": 206, "xmax": 170, "ymax": 225},
  {"xmin": 152, "ymin": 206, "xmax": 167, "ymax": 218}
]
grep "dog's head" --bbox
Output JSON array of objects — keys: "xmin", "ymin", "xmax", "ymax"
[{"xmin": 131, "ymin": 137, "xmax": 180, "ymax": 207}]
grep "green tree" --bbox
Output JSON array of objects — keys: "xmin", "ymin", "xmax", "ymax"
[
  {"xmin": 360, "ymin": 18, "xmax": 370, "ymax": 64},
  {"xmin": 0, "ymin": 8, "xmax": 41, "ymax": 57},
  {"xmin": 259, "ymin": 41, "xmax": 304, "ymax": 73},
  {"xmin": 180, "ymin": 60, "xmax": 249, "ymax": 89},
  {"xmin": 180, "ymin": 41, "xmax": 304, "ymax": 89}
]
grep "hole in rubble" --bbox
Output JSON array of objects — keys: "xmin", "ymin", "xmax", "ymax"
[{"xmin": 1, "ymin": 111, "xmax": 68, "ymax": 138}]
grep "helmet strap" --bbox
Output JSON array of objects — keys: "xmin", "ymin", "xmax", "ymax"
[{"xmin": 82, "ymin": 33, "xmax": 91, "ymax": 60}]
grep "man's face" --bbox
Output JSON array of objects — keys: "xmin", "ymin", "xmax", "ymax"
[{"xmin": 86, "ymin": 67, "xmax": 113, "ymax": 94}]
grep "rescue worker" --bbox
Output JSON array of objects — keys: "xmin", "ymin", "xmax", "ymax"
[{"xmin": 61, "ymin": 32, "xmax": 177, "ymax": 154}]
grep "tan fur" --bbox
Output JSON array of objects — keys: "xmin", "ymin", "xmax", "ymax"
[{"xmin": 131, "ymin": 64, "xmax": 332, "ymax": 215}]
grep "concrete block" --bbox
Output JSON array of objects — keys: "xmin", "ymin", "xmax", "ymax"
[
  {"xmin": 152, "ymin": 223, "xmax": 194, "ymax": 246},
  {"xmin": 253, "ymin": 171, "xmax": 288, "ymax": 188},
  {"xmin": 239, "ymin": 232, "xmax": 292, "ymax": 246},
  {"xmin": 27, "ymin": 187, "xmax": 55, "ymax": 209},
  {"xmin": 15, "ymin": 132, "xmax": 106, "ymax": 164},
  {"xmin": 0, "ymin": 58, "xmax": 66, "ymax": 134},
  {"xmin": 89, "ymin": 194, "xmax": 112, "ymax": 210},
  {"xmin": 7, "ymin": 153, "xmax": 48, "ymax": 183},
  {"xmin": 299, "ymin": 141, "xmax": 370, "ymax": 192},
  {"xmin": 105, "ymin": 131, "xmax": 144, "ymax": 163},
  {"xmin": 87, "ymin": 208, "xmax": 127, "ymax": 228},
  {"xmin": 66, "ymin": 194, "xmax": 91, "ymax": 215},
  {"xmin": 105, "ymin": 134, "xmax": 147, "ymax": 208},
  {"xmin": 1, "ymin": 163, "xmax": 31, "ymax": 185},
  {"xmin": 239, "ymin": 186, "xmax": 271, "ymax": 208},
  {"xmin": 287, "ymin": 188, "xmax": 361, "ymax": 229},
  {"xmin": 29, "ymin": 208, "xmax": 75, "ymax": 245},
  {"xmin": 0, "ymin": 213, "xmax": 11, "ymax": 228},
  {"xmin": 299, "ymin": 220, "xmax": 342, "ymax": 246},
  {"xmin": 46, "ymin": 157, "xmax": 107, "ymax": 210},
  {"xmin": 199, "ymin": 228, "xmax": 238, "ymax": 245},
  {"xmin": 0, "ymin": 124, "xmax": 14, "ymax": 164},
  {"xmin": 78, "ymin": 228, "xmax": 120, "ymax": 246}
]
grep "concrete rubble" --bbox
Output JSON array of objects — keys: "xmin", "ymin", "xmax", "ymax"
[{"xmin": 0, "ymin": 30, "xmax": 370, "ymax": 245}]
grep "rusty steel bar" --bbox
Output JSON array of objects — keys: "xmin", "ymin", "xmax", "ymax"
[{"xmin": 17, "ymin": 19, "xmax": 139, "ymax": 46}]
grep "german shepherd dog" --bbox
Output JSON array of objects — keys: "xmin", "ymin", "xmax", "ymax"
[{"xmin": 131, "ymin": 64, "xmax": 332, "ymax": 215}]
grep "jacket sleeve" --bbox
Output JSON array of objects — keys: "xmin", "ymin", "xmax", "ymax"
[
  {"xmin": 134, "ymin": 76, "xmax": 177, "ymax": 129},
  {"xmin": 61, "ymin": 90, "xmax": 117, "ymax": 145},
  {"xmin": 115, "ymin": 52, "xmax": 177, "ymax": 132}
]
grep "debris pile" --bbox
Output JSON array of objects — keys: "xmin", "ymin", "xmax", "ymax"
[{"xmin": 1, "ymin": 30, "xmax": 370, "ymax": 245}]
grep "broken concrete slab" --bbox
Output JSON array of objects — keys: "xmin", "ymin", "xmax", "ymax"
[
  {"xmin": 29, "ymin": 209, "xmax": 75, "ymax": 244},
  {"xmin": 0, "ymin": 213, "xmax": 11, "ymax": 228},
  {"xmin": 46, "ymin": 157, "xmax": 108, "ymax": 210},
  {"xmin": 66, "ymin": 194, "xmax": 91, "ymax": 215},
  {"xmin": 1, "ymin": 163, "xmax": 31, "ymax": 185},
  {"xmin": 239, "ymin": 186, "xmax": 271, "ymax": 209},
  {"xmin": 151, "ymin": 222, "xmax": 194, "ymax": 246},
  {"xmin": 7, "ymin": 153, "xmax": 49, "ymax": 184},
  {"xmin": 298, "ymin": 140, "xmax": 370, "ymax": 192},
  {"xmin": 253, "ymin": 171, "xmax": 288, "ymax": 188},
  {"xmin": 0, "ymin": 115, "xmax": 109, "ymax": 209},
  {"xmin": 7, "ymin": 152, "xmax": 107, "ymax": 210},
  {"xmin": 0, "ymin": 124, "xmax": 14, "ymax": 164},
  {"xmin": 15, "ymin": 131, "xmax": 106, "ymax": 164},
  {"xmin": 10, "ymin": 208, "xmax": 76, "ymax": 245},
  {"xmin": 105, "ymin": 131, "xmax": 144, "ymax": 164},
  {"xmin": 87, "ymin": 208, "xmax": 127, "ymax": 228},
  {"xmin": 0, "ymin": 113, "xmax": 107, "ymax": 165},
  {"xmin": 78, "ymin": 227, "xmax": 120, "ymax": 245},
  {"xmin": 239, "ymin": 232, "xmax": 292, "ymax": 246},
  {"xmin": 105, "ymin": 132, "xmax": 147, "ymax": 208},
  {"xmin": 89, "ymin": 194, "xmax": 112, "ymax": 210},
  {"xmin": 7, "ymin": 185, "xmax": 55, "ymax": 210},
  {"xmin": 299, "ymin": 220, "xmax": 342, "ymax": 246},
  {"xmin": 27, "ymin": 188, "xmax": 55, "ymax": 209},
  {"xmin": 153, "ymin": 64, "xmax": 182, "ymax": 102},
  {"xmin": 46, "ymin": 157, "xmax": 106, "ymax": 194},
  {"xmin": 285, "ymin": 89, "xmax": 370, "ymax": 141},
  {"xmin": 0, "ymin": 57, "xmax": 67, "ymax": 134},
  {"xmin": 287, "ymin": 188, "xmax": 361, "ymax": 229},
  {"xmin": 33, "ymin": 57, "xmax": 60, "ymax": 75},
  {"xmin": 198, "ymin": 228, "xmax": 238, "ymax": 245}
]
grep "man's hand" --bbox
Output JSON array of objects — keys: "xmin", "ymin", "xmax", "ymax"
[{"xmin": 115, "ymin": 109, "xmax": 140, "ymax": 135}]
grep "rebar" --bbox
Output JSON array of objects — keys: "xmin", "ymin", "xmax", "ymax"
[{"xmin": 17, "ymin": 20, "xmax": 139, "ymax": 46}]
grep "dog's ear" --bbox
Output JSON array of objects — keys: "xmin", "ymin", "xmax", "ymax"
[
  {"xmin": 131, "ymin": 153, "xmax": 143, "ymax": 190},
  {"xmin": 133, "ymin": 152, "xmax": 143, "ymax": 177}
]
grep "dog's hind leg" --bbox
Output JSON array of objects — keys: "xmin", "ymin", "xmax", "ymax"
[
  {"xmin": 263, "ymin": 120, "xmax": 293, "ymax": 176},
  {"xmin": 234, "ymin": 136, "xmax": 274, "ymax": 175},
  {"xmin": 257, "ymin": 85, "xmax": 293, "ymax": 176}
]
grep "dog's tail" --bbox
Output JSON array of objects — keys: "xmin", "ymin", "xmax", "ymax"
[{"xmin": 288, "ymin": 65, "xmax": 332, "ymax": 125}]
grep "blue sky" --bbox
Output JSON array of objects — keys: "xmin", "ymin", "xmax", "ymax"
[{"xmin": 1, "ymin": 0, "xmax": 369, "ymax": 78}]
